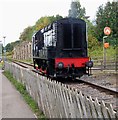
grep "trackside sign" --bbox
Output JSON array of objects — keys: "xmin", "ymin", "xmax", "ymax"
[{"xmin": 104, "ymin": 27, "xmax": 111, "ymax": 35}]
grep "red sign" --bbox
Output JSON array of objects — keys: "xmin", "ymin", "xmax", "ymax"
[
  {"xmin": 104, "ymin": 43, "xmax": 109, "ymax": 48},
  {"xmin": 104, "ymin": 27, "xmax": 111, "ymax": 35}
]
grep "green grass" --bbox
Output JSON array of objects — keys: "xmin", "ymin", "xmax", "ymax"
[
  {"xmin": 3, "ymin": 71, "xmax": 46, "ymax": 119},
  {"xmin": 22, "ymin": 59, "xmax": 33, "ymax": 64},
  {"xmin": 0, "ymin": 63, "xmax": 2, "ymax": 67},
  {"xmin": 89, "ymin": 46, "xmax": 116, "ymax": 60},
  {"xmin": 0, "ymin": 62, "xmax": 4, "ymax": 69}
]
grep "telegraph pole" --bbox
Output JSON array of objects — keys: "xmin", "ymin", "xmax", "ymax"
[{"xmin": 3, "ymin": 36, "xmax": 6, "ymax": 61}]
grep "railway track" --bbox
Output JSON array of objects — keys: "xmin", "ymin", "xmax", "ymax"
[
  {"xmin": 12, "ymin": 60, "xmax": 118, "ymax": 111},
  {"xmin": 63, "ymin": 79, "xmax": 117, "ymax": 111},
  {"xmin": 12, "ymin": 60, "xmax": 33, "ymax": 68},
  {"xmin": 78, "ymin": 79, "xmax": 118, "ymax": 96}
]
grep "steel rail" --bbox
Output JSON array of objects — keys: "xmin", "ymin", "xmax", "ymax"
[
  {"xmin": 12, "ymin": 61, "xmax": 28, "ymax": 68},
  {"xmin": 78, "ymin": 79, "xmax": 118, "ymax": 96},
  {"xmin": 12, "ymin": 59, "xmax": 33, "ymax": 67}
]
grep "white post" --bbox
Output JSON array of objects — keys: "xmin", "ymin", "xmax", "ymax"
[{"xmin": 103, "ymin": 36, "xmax": 108, "ymax": 69}]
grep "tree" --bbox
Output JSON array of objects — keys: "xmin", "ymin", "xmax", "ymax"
[
  {"xmin": 95, "ymin": 5, "xmax": 104, "ymax": 40},
  {"xmin": 88, "ymin": 34, "xmax": 100, "ymax": 50},
  {"xmin": 95, "ymin": 1, "xmax": 118, "ymax": 45},
  {"xmin": 35, "ymin": 15, "xmax": 63, "ymax": 31},
  {"xmin": 35, "ymin": 17, "xmax": 50, "ymax": 31},
  {"xmin": 5, "ymin": 43, "xmax": 13, "ymax": 52},
  {"xmin": 85, "ymin": 19, "xmax": 100, "ymax": 50},
  {"xmin": 19, "ymin": 26, "xmax": 34, "ymax": 41},
  {"xmin": 5, "ymin": 40, "xmax": 20, "ymax": 52},
  {"xmin": 19, "ymin": 15, "xmax": 63, "ymax": 42},
  {"xmin": 68, "ymin": 0, "xmax": 86, "ymax": 18}
]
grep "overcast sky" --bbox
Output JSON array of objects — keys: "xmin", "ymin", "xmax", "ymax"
[{"xmin": 0, "ymin": 0, "xmax": 114, "ymax": 46}]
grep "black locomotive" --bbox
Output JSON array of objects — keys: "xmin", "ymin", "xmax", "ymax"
[{"xmin": 32, "ymin": 18, "xmax": 93, "ymax": 79}]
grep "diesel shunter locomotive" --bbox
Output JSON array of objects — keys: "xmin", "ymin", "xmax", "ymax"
[{"xmin": 32, "ymin": 18, "xmax": 93, "ymax": 79}]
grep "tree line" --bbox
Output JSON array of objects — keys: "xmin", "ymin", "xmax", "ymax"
[{"xmin": 5, "ymin": 0, "xmax": 117, "ymax": 52}]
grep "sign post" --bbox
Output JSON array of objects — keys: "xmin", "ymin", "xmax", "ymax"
[
  {"xmin": 103, "ymin": 36, "xmax": 108, "ymax": 69},
  {"xmin": 0, "ymin": 42, "xmax": 2, "ymax": 61},
  {"xmin": 103, "ymin": 27, "xmax": 111, "ymax": 69}
]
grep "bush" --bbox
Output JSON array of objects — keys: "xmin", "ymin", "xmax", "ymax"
[{"xmin": 88, "ymin": 34, "xmax": 100, "ymax": 50}]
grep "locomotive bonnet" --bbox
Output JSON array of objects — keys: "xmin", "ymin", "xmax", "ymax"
[{"xmin": 32, "ymin": 18, "xmax": 93, "ymax": 79}]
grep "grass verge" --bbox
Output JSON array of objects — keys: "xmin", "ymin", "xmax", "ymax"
[
  {"xmin": 89, "ymin": 46, "xmax": 116, "ymax": 59},
  {"xmin": 0, "ymin": 62, "xmax": 4, "ymax": 69},
  {"xmin": 0, "ymin": 63, "xmax": 2, "ymax": 68},
  {"xmin": 3, "ymin": 70, "xmax": 46, "ymax": 119}
]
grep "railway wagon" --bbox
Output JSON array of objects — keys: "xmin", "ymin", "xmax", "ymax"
[{"xmin": 32, "ymin": 18, "xmax": 93, "ymax": 79}]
